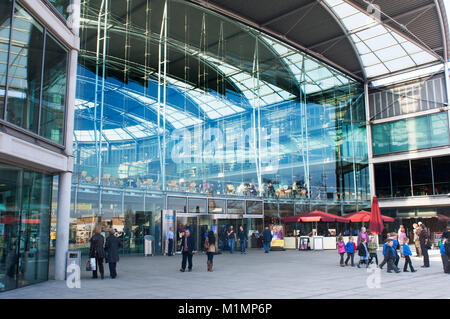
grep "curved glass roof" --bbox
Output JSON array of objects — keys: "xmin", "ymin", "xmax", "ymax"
[{"xmin": 323, "ymin": 0, "xmax": 439, "ymax": 79}]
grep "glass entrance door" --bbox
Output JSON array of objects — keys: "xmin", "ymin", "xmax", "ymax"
[{"xmin": 216, "ymin": 219, "xmax": 242, "ymax": 252}]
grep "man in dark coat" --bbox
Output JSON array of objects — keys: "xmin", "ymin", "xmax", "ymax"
[
  {"xmin": 89, "ymin": 226, "xmax": 105, "ymax": 279},
  {"xmin": 180, "ymin": 229, "xmax": 195, "ymax": 272},
  {"xmin": 419, "ymin": 224, "xmax": 430, "ymax": 268},
  {"xmin": 238, "ymin": 226, "xmax": 248, "ymax": 254},
  {"xmin": 263, "ymin": 226, "xmax": 272, "ymax": 253},
  {"xmin": 105, "ymin": 229, "xmax": 120, "ymax": 279}
]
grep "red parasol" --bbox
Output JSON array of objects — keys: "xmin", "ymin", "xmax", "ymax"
[
  {"xmin": 344, "ymin": 210, "xmax": 395, "ymax": 223},
  {"xmin": 369, "ymin": 196, "xmax": 384, "ymax": 235},
  {"xmin": 283, "ymin": 210, "xmax": 349, "ymax": 223}
]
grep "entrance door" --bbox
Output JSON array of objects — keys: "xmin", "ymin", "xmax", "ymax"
[{"xmin": 216, "ymin": 219, "xmax": 242, "ymax": 251}]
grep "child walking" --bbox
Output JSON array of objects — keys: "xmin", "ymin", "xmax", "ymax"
[
  {"xmin": 337, "ymin": 236, "xmax": 345, "ymax": 267},
  {"xmin": 345, "ymin": 237, "xmax": 356, "ymax": 267},
  {"xmin": 357, "ymin": 238, "xmax": 369, "ymax": 268},
  {"xmin": 402, "ymin": 237, "xmax": 416, "ymax": 272},
  {"xmin": 367, "ymin": 236, "xmax": 378, "ymax": 266}
]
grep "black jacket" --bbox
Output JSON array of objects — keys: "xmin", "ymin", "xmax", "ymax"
[
  {"xmin": 263, "ymin": 229, "xmax": 272, "ymax": 243},
  {"xmin": 105, "ymin": 234, "xmax": 120, "ymax": 263},
  {"xmin": 89, "ymin": 233, "xmax": 105, "ymax": 259},
  {"xmin": 238, "ymin": 230, "xmax": 247, "ymax": 241},
  {"xmin": 180, "ymin": 235, "xmax": 195, "ymax": 254},
  {"xmin": 419, "ymin": 229, "xmax": 429, "ymax": 246},
  {"xmin": 358, "ymin": 243, "xmax": 368, "ymax": 257},
  {"xmin": 385, "ymin": 245, "xmax": 396, "ymax": 260}
]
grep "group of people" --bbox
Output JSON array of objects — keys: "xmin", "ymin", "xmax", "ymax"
[
  {"xmin": 176, "ymin": 225, "xmax": 274, "ymax": 273},
  {"xmin": 88, "ymin": 226, "xmax": 121, "ymax": 279},
  {"xmin": 336, "ymin": 222, "xmax": 450, "ymax": 274}
]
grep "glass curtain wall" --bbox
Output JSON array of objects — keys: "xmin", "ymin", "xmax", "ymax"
[
  {"xmin": 70, "ymin": 0, "xmax": 369, "ymax": 254},
  {"xmin": 0, "ymin": 0, "xmax": 68, "ymax": 145},
  {"xmin": 0, "ymin": 163, "xmax": 52, "ymax": 292}
]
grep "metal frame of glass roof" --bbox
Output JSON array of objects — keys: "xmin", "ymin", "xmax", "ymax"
[{"xmin": 323, "ymin": 0, "xmax": 440, "ymax": 79}]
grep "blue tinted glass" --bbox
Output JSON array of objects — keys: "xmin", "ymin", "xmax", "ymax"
[{"xmin": 389, "ymin": 120, "xmax": 408, "ymax": 152}]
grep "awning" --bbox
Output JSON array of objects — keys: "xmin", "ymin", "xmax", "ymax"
[{"xmin": 283, "ymin": 210, "xmax": 349, "ymax": 223}]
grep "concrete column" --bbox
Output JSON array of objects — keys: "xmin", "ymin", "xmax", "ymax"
[
  {"xmin": 55, "ymin": 171, "xmax": 72, "ymax": 280},
  {"xmin": 54, "ymin": 0, "xmax": 79, "ymax": 280}
]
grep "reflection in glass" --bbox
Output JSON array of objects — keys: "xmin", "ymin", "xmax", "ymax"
[
  {"xmin": 6, "ymin": 4, "xmax": 44, "ymax": 134},
  {"xmin": 0, "ymin": 163, "xmax": 51, "ymax": 291},
  {"xmin": 188, "ymin": 198, "xmax": 206, "ymax": 214},
  {"xmin": 40, "ymin": 34, "xmax": 67, "ymax": 144},
  {"xmin": 0, "ymin": 0, "xmax": 12, "ymax": 117},
  {"xmin": 208, "ymin": 198, "xmax": 225, "ymax": 214},
  {"xmin": 227, "ymin": 200, "xmax": 245, "ymax": 214}
]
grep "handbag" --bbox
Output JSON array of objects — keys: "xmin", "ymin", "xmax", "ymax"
[{"xmin": 204, "ymin": 238, "xmax": 210, "ymax": 250}]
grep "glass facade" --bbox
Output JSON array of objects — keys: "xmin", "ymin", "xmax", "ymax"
[
  {"xmin": 0, "ymin": 0, "xmax": 68, "ymax": 145},
  {"xmin": 374, "ymin": 155, "xmax": 450, "ymax": 198},
  {"xmin": 372, "ymin": 112, "xmax": 450, "ymax": 155},
  {"xmin": 0, "ymin": 163, "xmax": 52, "ymax": 292},
  {"xmin": 63, "ymin": 0, "xmax": 371, "ymax": 255}
]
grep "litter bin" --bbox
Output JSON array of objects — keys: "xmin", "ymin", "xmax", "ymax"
[
  {"xmin": 299, "ymin": 236, "xmax": 310, "ymax": 250},
  {"xmin": 313, "ymin": 236, "xmax": 324, "ymax": 250},
  {"xmin": 144, "ymin": 235, "xmax": 154, "ymax": 256},
  {"xmin": 66, "ymin": 250, "xmax": 81, "ymax": 279}
]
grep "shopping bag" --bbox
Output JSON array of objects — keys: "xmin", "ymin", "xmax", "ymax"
[
  {"xmin": 90, "ymin": 257, "xmax": 96, "ymax": 271},
  {"xmin": 86, "ymin": 259, "xmax": 92, "ymax": 271}
]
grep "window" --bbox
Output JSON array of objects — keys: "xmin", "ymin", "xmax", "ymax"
[
  {"xmin": 433, "ymin": 156, "xmax": 450, "ymax": 195},
  {"xmin": 1, "ymin": 3, "xmax": 68, "ymax": 145},
  {"xmin": 407, "ymin": 116, "xmax": 429, "ymax": 150},
  {"xmin": 429, "ymin": 112, "xmax": 450, "ymax": 147},
  {"xmin": 411, "ymin": 158, "xmax": 432, "ymax": 196},
  {"xmin": 389, "ymin": 120, "xmax": 408, "ymax": 152},
  {"xmin": 374, "ymin": 163, "xmax": 391, "ymax": 198},
  {"xmin": 6, "ymin": 4, "xmax": 44, "ymax": 134},
  {"xmin": 0, "ymin": 0, "xmax": 12, "ymax": 117},
  {"xmin": 390, "ymin": 161, "xmax": 411, "ymax": 197},
  {"xmin": 40, "ymin": 34, "xmax": 67, "ymax": 144},
  {"xmin": 372, "ymin": 123, "xmax": 389, "ymax": 154}
]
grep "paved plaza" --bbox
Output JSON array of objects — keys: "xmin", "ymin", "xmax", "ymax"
[{"xmin": 0, "ymin": 248, "xmax": 448, "ymax": 299}]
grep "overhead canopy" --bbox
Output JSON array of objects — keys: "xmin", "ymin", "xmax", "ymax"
[{"xmin": 187, "ymin": 0, "xmax": 450, "ymax": 81}]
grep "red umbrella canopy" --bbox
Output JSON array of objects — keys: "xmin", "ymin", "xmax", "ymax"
[
  {"xmin": 369, "ymin": 196, "xmax": 384, "ymax": 235},
  {"xmin": 344, "ymin": 210, "xmax": 395, "ymax": 223},
  {"xmin": 283, "ymin": 210, "xmax": 349, "ymax": 223}
]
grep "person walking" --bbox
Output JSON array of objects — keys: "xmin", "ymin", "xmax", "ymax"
[
  {"xmin": 89, "ymin": 225, "xmax": 105, "ymax": 279},
  {"xmin": 413, "ymin": 223, "xmax": 422, "ymax": 257},
  {"xmin": 419, "ymin": 224, "xmax": 430, "ymax": 268},
  {"xmin": 386, "ymin": 239, "xmax": 401, "ymax": 273},
  {"xmin": 402, "ymin": 237, "xmax": 416, "ymax": 273},
  {"xmin": 345, "ymin": 237, "xmax": 356, "ymax": 266},
  {"xmin": 204, "ymin": 230, "xmax": 216, "ymax": 272},
  {"xmin": 357, "ymin": 238, "xmax": 369, "ymax": 268},
  {"xmin": 367, "ymin": 236, "xmax": 379, "ymax": 266},
  {"xmin": 180, "ymin": 229, "xmax": 195, "ymax": 272},
  {"xmin": 263, "ymin": 226, "xmax": 272, "ymax": 253},
  {"xmin": 398, "ymin": 225, "xmax": 407, "ymax": 245},
  {"xmin": 167, "ymin": 227, "xmax": 174, "ymax": 256},
  {"xmin": 238, "ymin": 226, "xmax": 247, "ymax": 254},
  {"xmin": 105, "ymin": 229, "xmax": 120, "ymax": 278},
  {"xmin": 227, "ymin": 226, "xmax": 236, "ymax": 254},
  {"xmin": 379, "ymin": 237, "xmax": 390, "ymax": 269},
  {"xmin": 440, "ymin": 237, "xmax": 449, "ymax": 274},
  {"xmin": 357, "ymin": 227, "xmax": 369, "ymax": 247},
  {"xmin": 337, "ymin": 236, "xmax": 346, "ymax": 267}
]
